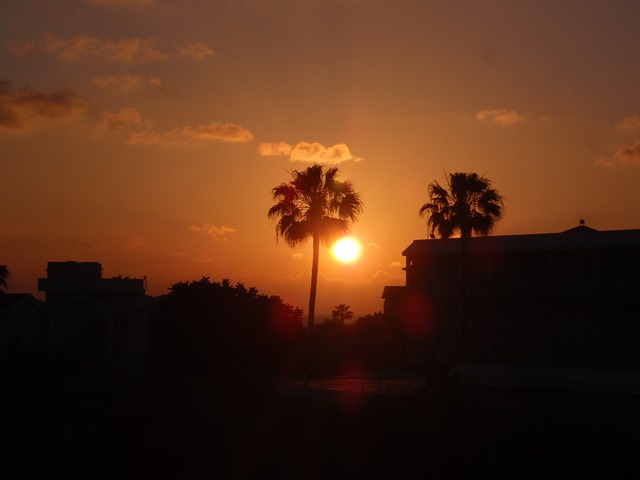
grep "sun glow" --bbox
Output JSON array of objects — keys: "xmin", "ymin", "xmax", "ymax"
[{"xmin": 332, "ymin": 237, "xmax": 361, "ymax": 263}]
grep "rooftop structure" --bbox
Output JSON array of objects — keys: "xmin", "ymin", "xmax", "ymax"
[{"xmin": 38, "ymin": 261, "xmax": 146, "ymax": 304}]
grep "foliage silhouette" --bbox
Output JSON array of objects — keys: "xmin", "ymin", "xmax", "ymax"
[
  {"xmin": 310, "ymin": 312, "xmax": 406, "ymax": 374},
  {"xmin": 419, "ymin": 172, "xmax": 504, "ymax": 361},
  {"xmin": 330, "ymin": 304, "xmax": 354, "ymax": 324},
  {"xmin": 268, "ymin": 164, "xmax": 363, "ymax": 332},
  {"xmin": 419, "ymin": 172, "xmax": 504, "ymax": 239},
  {"xmin": 0, "ymin": 265, "xmax": 9, "ymax": 292},
  {"xmin": 149, "ymin": 277, "xmax": 304, "ymax": 377}
]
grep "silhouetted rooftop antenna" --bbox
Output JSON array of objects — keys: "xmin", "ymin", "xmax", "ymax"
[{"xmin": 579, "ymin": 218, "xmax": 585, "ymax": 226}]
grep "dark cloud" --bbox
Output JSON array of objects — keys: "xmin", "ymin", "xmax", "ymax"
[{"xmin": 0, "ymin": 82, "xmax": 86, "ymax": 131}]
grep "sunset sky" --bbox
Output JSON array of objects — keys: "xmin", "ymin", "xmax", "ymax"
[{"xmin": 2, "ymin": 0, "xmax": 640, "ymax": 318}]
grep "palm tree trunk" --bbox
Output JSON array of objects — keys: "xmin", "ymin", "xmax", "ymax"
[
  {"xmin": 308, "ymin": 233, "xmax": 320, "ymax": 332},
  {"xmin": 460, "ymin": 235, "xmax": 469, "ymax": 362}
]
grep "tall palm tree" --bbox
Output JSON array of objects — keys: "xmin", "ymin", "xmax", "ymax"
[
  {"xmin": 330, "ymin": 304, "xmax": 354, "ymax": 325},
  {"xmin": 269, "ymin": 164, "xmax": 363, "ymax": 332},
  {"xmin": 419, "ymin": 172, "xmax": 504, "ymax": 361}
]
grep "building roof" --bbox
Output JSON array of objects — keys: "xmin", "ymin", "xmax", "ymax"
[{"xmin": 403, "ymin": 228, "xmax": 640, "ymax": 256}]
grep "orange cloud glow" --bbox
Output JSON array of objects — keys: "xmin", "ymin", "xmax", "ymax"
[
  {"xmin": 94, "ymin": 107, "xmax": 144, "ymax": 136},
  {"xmin": 595, "ymin": 140, "xmax": 640, "ymax": 167},
  {"xmin": 8, "ymin": 34, "xmax": 214, "ymax": 65},
  {"xmin": 106, "ymin": 117, "xmax": 253, "ymax": 145},
  {"xmin": 178, "ymin": 42, "xmax": 216, "ymax": 61},
  {"xmin": 92, "ymin": 74, "xmax": 162, "ymax": 95},
  {"xmin": 616, "ymin": 115, "xmax": 640, "ymax": 132},
  {"xmin": 259, "ymin": 141, "xmax": 362, "ymax": 163},
  {"xmin": 189, "ymin": 224, "xmax": 237, "ymax": 241},
  {"xmin": 88, "ymin": 0, "xmax": 155, "ymax": 6},
  {"xmin": 476, "ymin": 109, "xmax": 526, "ymax": 125}
]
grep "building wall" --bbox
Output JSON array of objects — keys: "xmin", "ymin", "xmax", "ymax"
[{"xmin": 385, "ymin": 230, "xmax": 640, "ymax": 369}]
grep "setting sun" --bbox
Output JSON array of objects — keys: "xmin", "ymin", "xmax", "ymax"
[{"xmin": 332, "ymin": 238, "xmax": 361, "ymax": 263}]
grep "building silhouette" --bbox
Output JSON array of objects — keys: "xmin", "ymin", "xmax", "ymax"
[
  {"xmin": 383, "ymin": 225, "xmax": 640, "ymax": 375},
  {"xmin": 1, "ymin": 261, "xmax": 157, "ymax": 371}
]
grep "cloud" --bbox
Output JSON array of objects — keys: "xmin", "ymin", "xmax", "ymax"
[
  {"xmin": 189, "ymin": 224, "xmax": 236, "ymax": 240},
  {"xmin": 259, "ymin": 141, "xmax": 362, "ymax": 163},
  {"xmin": 173, "ymin": 122, "xmax": 253, "ymax": 142},
  {"xmin": 370, "ymin": 270, "xmax": 392, "ymax": 281},
  {"xmin": 389, "ymin": 261, "xmax": 403, "ymax": 268},
  {"xmin": 94, "ymin": 107, "xmax": 144, "ymax": 136},
  {"xmin": 87, "ymin": 0, "xmax": 155, "ymax": 6},
  {"xmin": 125, "ymin": 121, "xmax": 253, "ymax": 145},
  {"xmin": 595, "ymin": 140, "xmax": 640, "ymax": 167},
  {"xmin": 92, "ymin": 74, "xmax": 162, "ymax": 95},
  {"xmin": 292, "ymin": 252, "xmax": 304, "ymax": 260},
  {"xmin": 476, "ymin": 109, "xmax": 526, "ymax": 125},
  {"xmin": 0, "ymin": 81, "xmax": 86, "ymax": 131},
  {"xmin": 367, "ymin": 242, "xmax": 381, "ymax": 249},
  {"xmin": 258, "ymin": 141, "xmax": 292, "ymax": 156},
  {"xmin": 616, "ymin": 116, "xmax": 640, "ymax": 132},
  {"xmin": 45, "ymin": 35, "xmax": 167, "ymax": 63},
  {"xmin": 7, "ymin": 34, "xmax": 214, "ymax": 64},
  {"xmin": 178, "ymin": 42, "xmax": 216, "ymax": 61}
]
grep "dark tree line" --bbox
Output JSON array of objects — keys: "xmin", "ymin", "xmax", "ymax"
[
  {"xmin": 149, "ymin": 278, "xmax": 305, "ymax": 377},
  {"xmin": 148, "ymin": 278, "xmax": 408, "ymax": 378},
  {"xmin": 311, "ymin": 312, "xmax": 406, "ymax": 374}
]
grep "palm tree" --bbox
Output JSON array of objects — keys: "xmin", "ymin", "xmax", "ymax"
[
  {"xmin": 419, "ymin": 172, "xmax": 504, "ymax": 361},
  {"xmin": 330, "ymin": 304, "xmax": 354, "ymax": 325},
  {"xmin": 419, "ymin": 172, "xmax": 504, "ymax": 239},
  {"xmin": 268, "ymin": 164, "xmax": 363, "ymax": 332}
]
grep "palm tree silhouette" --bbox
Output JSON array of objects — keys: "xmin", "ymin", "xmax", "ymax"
[
  {"xmin": 269, "ymin": 164, "xmax": 363, "ymax": 332},
  {"xmin": 330, "ymin": 304, "xmax": 354, "ymax": 324},
  {"xmin": 419, "ymin": 172, "xmax": 504, "ymax": 239},
  {"xmin": 419, "ymin": 172, "xmax": 504, "ymax": 361}
]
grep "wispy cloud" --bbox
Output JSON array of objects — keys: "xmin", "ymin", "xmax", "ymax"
[
  {"xmin": 7, "ymin": 34, "xmax": 214, "ymax": 64},
  {"xmin": 0, "ymin": 81, "xmax": 86, "ymax": 131},
  {"xmin": 595, "ymin": 140, "xmax": 640, "ymax": 167},
  {"xmin": 178, "ymin": 42, "xmax": 216, "ymax": 61},
  {"xmin": 292, "ymin": 252, "xmax": 304, "ymax": 260},
  {"xmin": 259, "ymin": 141, "xmax": 362, "ymax": 163},
  {"xmin": 370, "ymin": 270, "xmax": 392, "ymax": 281},
  {"xmin": 189, "ymin": 224, "xmax": 236, "ymax": 240},
  {"xmin": 126, "ymin": 121, "xmax": 254, "ymax": 145},
  {"xmin": 616, "ymin": 115, "xmax": 640, "ymax": 132},
  {"xmin": 92, "ymin": 74, "xmax": 162, "ymax": 95},
  {"xmin": 87, "ymin": 0, "xmax": 156, "ymax": 6},
  {"xmin": 476, "ymin": 109, "xmax": 526, "ymax": 125},
  {"xmin": 94, "ymin": 107, "xmax": 145, "ymax": 136}
]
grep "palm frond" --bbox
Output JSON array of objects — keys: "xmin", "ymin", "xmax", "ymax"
[{"xmin": 421, "ymin": 171, "xmax": 504, "ymax": 239}]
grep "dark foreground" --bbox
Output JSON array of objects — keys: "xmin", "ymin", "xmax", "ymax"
[{"xmin": 3, "ymin": 358, "xmax": 640, "ymax": 479}]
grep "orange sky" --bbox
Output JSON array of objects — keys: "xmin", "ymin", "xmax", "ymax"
[{"xmin": 2, "ymin": 0, "xmax": 640, "ymax": 318}]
